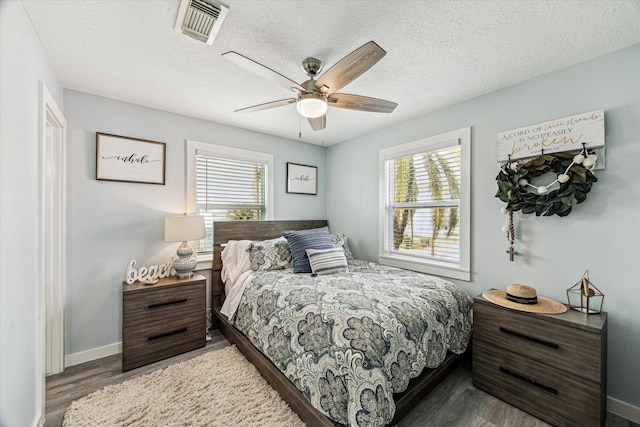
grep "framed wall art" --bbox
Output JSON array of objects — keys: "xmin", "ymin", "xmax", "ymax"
[
  {"xmin": 286, "ymin": 162, "xmax": 317, "ymax": 195},
  {"xmin": 96, "ymin": 133, "xmax": 166, "ymax": 185}
]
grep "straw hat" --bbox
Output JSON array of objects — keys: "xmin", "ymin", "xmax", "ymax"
[{"xmin": 482, "ymin": 284, "xmax": 567, "ymax": 314}]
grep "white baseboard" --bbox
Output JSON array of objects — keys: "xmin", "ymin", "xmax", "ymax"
[
  {"xmin": 65, "ymin": 342, "xmax": 122, "ymax": 367},
  {"xmin": 608, "ymin": 396, "xmax": 640, "ymax": 424}
]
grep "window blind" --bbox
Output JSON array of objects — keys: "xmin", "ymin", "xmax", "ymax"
[
  {"xmin": 387, "ymin": 144, "xmax": 461, "ymax": 263},
  {"xmin": 195, "ymin": 154, "xmax": 266, "ymax": 253}
]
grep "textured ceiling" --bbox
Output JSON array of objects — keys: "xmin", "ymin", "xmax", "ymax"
[{"xmin": 23, "ymin": 0, "xmax": 640, "ymax": 146}]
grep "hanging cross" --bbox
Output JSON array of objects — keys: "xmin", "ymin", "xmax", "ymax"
[{"xmin": 506, "ymin": 246, "xmax": 518, "ymax": 261}]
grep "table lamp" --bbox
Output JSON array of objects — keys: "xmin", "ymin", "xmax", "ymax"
[{"xmin": 165, "ymin": 214, "xmax": 206, "ymax": 278}]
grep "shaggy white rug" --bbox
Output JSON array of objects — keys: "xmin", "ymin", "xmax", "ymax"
[{"xmin": 63, "ymin": 345, "xmax": 305, "ymax": 427}]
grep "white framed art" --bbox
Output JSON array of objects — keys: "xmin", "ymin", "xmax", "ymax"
[
  {"xmin": 286, "ymin": 162, "xmax": 317, "ymax": 195},
  {"xmin": 96, "ymin": 133, "xmax": 166, "ymax": 185}
]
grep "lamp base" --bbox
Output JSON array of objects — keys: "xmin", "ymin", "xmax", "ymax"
[{"xmin": 173, "ymin": 241, "xmax": 197, "ymax": 279}]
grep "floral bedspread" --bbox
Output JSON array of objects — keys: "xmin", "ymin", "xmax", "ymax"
[{"xmin": 231, "ymin": 259, "xmax": 472, "ymax": 426}]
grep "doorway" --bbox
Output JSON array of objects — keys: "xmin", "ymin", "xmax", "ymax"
[{"xmin": 39, "ymin": 83, "xmax": 67, "ymax": 379}]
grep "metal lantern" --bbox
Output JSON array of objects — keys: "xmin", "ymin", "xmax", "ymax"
[{"xmin": 566, "ymin": 270, "xmax": 604, "ymax": 314}]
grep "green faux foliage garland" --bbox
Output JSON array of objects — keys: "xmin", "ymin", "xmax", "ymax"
[{"xmin": 495, "ymin": 152, "xmax": 598, "ymax": 217}]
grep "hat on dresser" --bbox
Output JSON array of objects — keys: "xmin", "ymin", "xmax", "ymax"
[{"xmin": 482, "ymin": 284, "xmax": 567, "ymax": 314}]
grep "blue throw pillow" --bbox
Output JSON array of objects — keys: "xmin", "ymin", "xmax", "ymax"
[{"xmin": 282, "ymin": 226, "xmax": 333, "ymax": 273}]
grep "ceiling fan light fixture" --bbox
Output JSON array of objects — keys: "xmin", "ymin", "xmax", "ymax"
[{"xmin": 297, "ymin": 93, "xmax": 327, "ymax": 118}]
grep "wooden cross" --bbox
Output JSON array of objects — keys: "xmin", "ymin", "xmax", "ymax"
[{"xmin": 506, "ymin": 246, "xmax": 518, "ymax": 261}]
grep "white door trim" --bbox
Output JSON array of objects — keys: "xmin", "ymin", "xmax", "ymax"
[{"xmin": 38, "ymin": 82, "xmax": 67, "ymax": 387}]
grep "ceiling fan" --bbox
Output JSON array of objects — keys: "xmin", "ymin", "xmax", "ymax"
[{"xmin": 222, "ymin": 41, "xmax": 398, "ymax": 132}]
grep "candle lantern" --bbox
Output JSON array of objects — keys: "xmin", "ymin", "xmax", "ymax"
[{"xmin": 566, "ymin": 270, "xmax": 604, "ymax": 314}]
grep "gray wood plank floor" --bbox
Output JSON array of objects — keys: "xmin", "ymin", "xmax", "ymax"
[{"xmin": 46, "ymin": 330, "xmax": 637, "ymax": 427}]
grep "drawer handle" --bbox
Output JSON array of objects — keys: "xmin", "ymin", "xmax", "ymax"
[
  {"xmin": 499, "ymin": 327, "xmax": 559, "ymax": 349},
  {"xmin": 148, "ymin": 298, "xmax": 188, "ymax": 309},
  {"xmin": 499, "ymin": 366, "xmax": 558, "ymax": 395},
  {"xmin": 148, "ymin": 327, "xmax": 188, "ymax": 341}
]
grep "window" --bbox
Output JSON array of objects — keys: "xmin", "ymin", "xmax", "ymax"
[
  {"xmin": 187, "ymin": 141, "xmax": 274, "ymax": 257},
  {"xmin": 379, "ymin": 127, "xmax": 470, "ymax": 281}
]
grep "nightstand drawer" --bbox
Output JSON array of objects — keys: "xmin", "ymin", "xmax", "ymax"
[
  {"xmin": 474, "ymin": 300, "xmax": 601, "ymax": 383},
  {"xmin": 123, "ymin": 281, "xmax": 204, "ymax": 327},
  {"xmin": 122, "ymin": 318, "xmax": 204, "ymax": 371},
  {"xmin": 473, "ymin": 339, "xmax": 601, "ymax": 427}
]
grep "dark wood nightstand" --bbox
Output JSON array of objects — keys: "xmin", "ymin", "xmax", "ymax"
[
  {"xmin": 122, "ymin": 274, "xmax": 206, "ymax": 371},
  {"xmin": 473, "ymin": 293, "xmax": 607, "ymax": 427}
]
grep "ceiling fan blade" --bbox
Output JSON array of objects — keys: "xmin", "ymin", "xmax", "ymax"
[
  {"xmin": 223, "ymin": 51, "xmax": 305, "ymax": 93},
  {"xmin": 235, "ymin": 98, "xmax": 296, "ymax": 114},
  {"xmin": 308, "ymin": 115, "xmax": 326, "ymax": 131},
  {"xmin": 328, "ymin": 93, "xmax": 397, "ymax": 113},
  {"xmin": 314, "ymin": 41, "xmax": 386, "ymax": 94}
]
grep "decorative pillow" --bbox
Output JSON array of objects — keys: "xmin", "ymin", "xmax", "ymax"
[
  {"xmin": 282, "ymin": 226, "xmax": 333, "ymax": 273},
  {"xmin": 306, "ymin": 248, "xmax": 349, "ymax": 275},
  {"xmin": 247, "ymin": 237, "xmax": 292, "ymax": 271},
  {"xmin": 330, "ymin": 233, "xmax": 353, "ymax": 259}
]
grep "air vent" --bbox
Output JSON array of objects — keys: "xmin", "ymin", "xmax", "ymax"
[{"xmin": 175, "ymin": 0, "xmax": 229, "ymax": 45}]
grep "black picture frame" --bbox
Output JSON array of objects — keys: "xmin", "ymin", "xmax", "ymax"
[{"xmin": 286, "ymin": 162, "xmax": 317, "ymax": 195}]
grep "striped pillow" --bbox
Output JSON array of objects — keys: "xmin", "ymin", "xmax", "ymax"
[
  {"xmin": 306, "ymin": 248, "xmax": 349, "ymax": 275},
  {"xmin": 282, "ymin": 226, "xmax": 333, "ymax": 273}
]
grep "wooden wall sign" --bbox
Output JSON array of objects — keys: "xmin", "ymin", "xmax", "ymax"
[
  {"xmin": 497, "ymin": 110, "xmax": 604, "ymax": 162},
  {"xmin": 96, "ymin": 133, "xmax": 166, "ymax": 185}
]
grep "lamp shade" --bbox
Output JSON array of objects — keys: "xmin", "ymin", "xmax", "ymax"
[
  {"xmin": 296, "ymin": 93, "xmax": 327, "ymax": 118},
  {"xmin": 165, "ymin": 215, "xmax": 206, "ymax": 242}
]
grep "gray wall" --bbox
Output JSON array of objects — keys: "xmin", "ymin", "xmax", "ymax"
[
  {"xmin": 326, "ymin": 44, "xmax": 640, "ymax": 408},
  {"xmin": 64, "ymin": 91, "xmax": 326, "ymax": 356},
  {"xmin": 0, "ymin": 2, "xmax": 65, "ymax": 426}
]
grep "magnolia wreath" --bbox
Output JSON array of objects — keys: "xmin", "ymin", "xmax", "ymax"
[{"xmin": 496, "ymin": 150, "xmax": 598, "ymax": 217}]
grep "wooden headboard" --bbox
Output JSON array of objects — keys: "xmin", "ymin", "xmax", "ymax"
[{"xmin": 211, "ymin": 220, "xmax": 328, "ymax": 312}]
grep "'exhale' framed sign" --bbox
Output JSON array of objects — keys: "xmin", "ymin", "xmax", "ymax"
[
  {"xmin": 96, "ymin": 133, "xmax": 166, "ymax": 185},
  {"xmin": 286, "ymin": 162, "xmax": 317, "ymax": 195}
]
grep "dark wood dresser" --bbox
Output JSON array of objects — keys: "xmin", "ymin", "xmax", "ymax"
[
  {"xmin": 122, "ymin": 274, "xmax": 206, "ymax": 371},
  {"xmin": 473, "ymin": 293, "xmax": 607, "ymax": 427}
]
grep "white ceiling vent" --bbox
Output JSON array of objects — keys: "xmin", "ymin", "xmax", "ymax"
[{"xmin": 175, "ymin": 0, "xmax": 229, "ymax": 45}]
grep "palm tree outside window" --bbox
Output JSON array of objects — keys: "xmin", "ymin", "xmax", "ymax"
[{"xmin": 379, "ymin": 128, "xmax": 470, "ymax": 281}]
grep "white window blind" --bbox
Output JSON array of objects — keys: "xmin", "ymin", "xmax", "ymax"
[
  {"xmin": 195, "ymin": 154, "xmax": 268, "ymax": 254},
  {"xmin": 379, "ymin": 128, "xmax": 470, "ymax": 281},
  {"xmin": 387, "ymin": 145, "xmax": 461, "ymax": 263}
]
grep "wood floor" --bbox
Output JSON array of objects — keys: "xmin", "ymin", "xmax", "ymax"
[{"xmin": 46, "ymin": 330, "xmax": 637, "ymax": 427}]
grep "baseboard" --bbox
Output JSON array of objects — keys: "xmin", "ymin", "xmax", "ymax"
[
  {"xmin": 65, "ymin": 342, "xmax": 122, "ymax": 367},
  {"xmin": 608, "ymin": 396, "xmax": 640, "ymax": 424}
]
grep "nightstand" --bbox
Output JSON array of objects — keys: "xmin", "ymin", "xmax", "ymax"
[
  {"xmin": 473, "ymin": 293, "xmax": 607, "ymax": 427},
  {"xmin": 122, "ymin": 274, "xmax": 206, "ymax": 371}
]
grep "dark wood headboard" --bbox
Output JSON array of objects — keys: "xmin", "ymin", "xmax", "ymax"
[{"xmin": 211, "ymin": 220, "xmax": 328, "ymax": 312}]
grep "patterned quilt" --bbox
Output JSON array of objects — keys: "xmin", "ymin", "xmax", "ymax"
[{"xmin": 231, "ymin": 259, "xmax": 472, "ymax": 426}]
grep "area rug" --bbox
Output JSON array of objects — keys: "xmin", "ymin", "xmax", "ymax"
[{"xmin": 63, "ymin": 345, "xmax": 305, "ymax": 427}]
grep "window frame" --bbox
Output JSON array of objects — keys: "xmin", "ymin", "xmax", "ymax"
[
  {"xmin": 378, "ymin": 127, "xmax": 471, "ymax": 281},
  {"xmin": 187, "ymin": 140, "xmax": 274, "ymax": 260}
]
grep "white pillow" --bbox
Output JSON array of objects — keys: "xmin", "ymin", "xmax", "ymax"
[
  {"xmin": 306, "ymin": 247, "xmax": 349, "ymax": 275},
  {"xmin": 221, "ymin": 240, "xmax": 253, "ymax": 288}
]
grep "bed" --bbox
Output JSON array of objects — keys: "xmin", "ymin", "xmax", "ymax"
[{"xmin": 211, "ymin": 220, "xmax": 472, "ymax": 427}]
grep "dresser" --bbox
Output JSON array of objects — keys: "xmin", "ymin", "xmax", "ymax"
[
  {"xmin": 122, "ymin": 274, "xmax": 206, "ymax": 371},
  {"xmin": 473, "ymin": 294, "xmax": 607, "ymax": 427}
]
